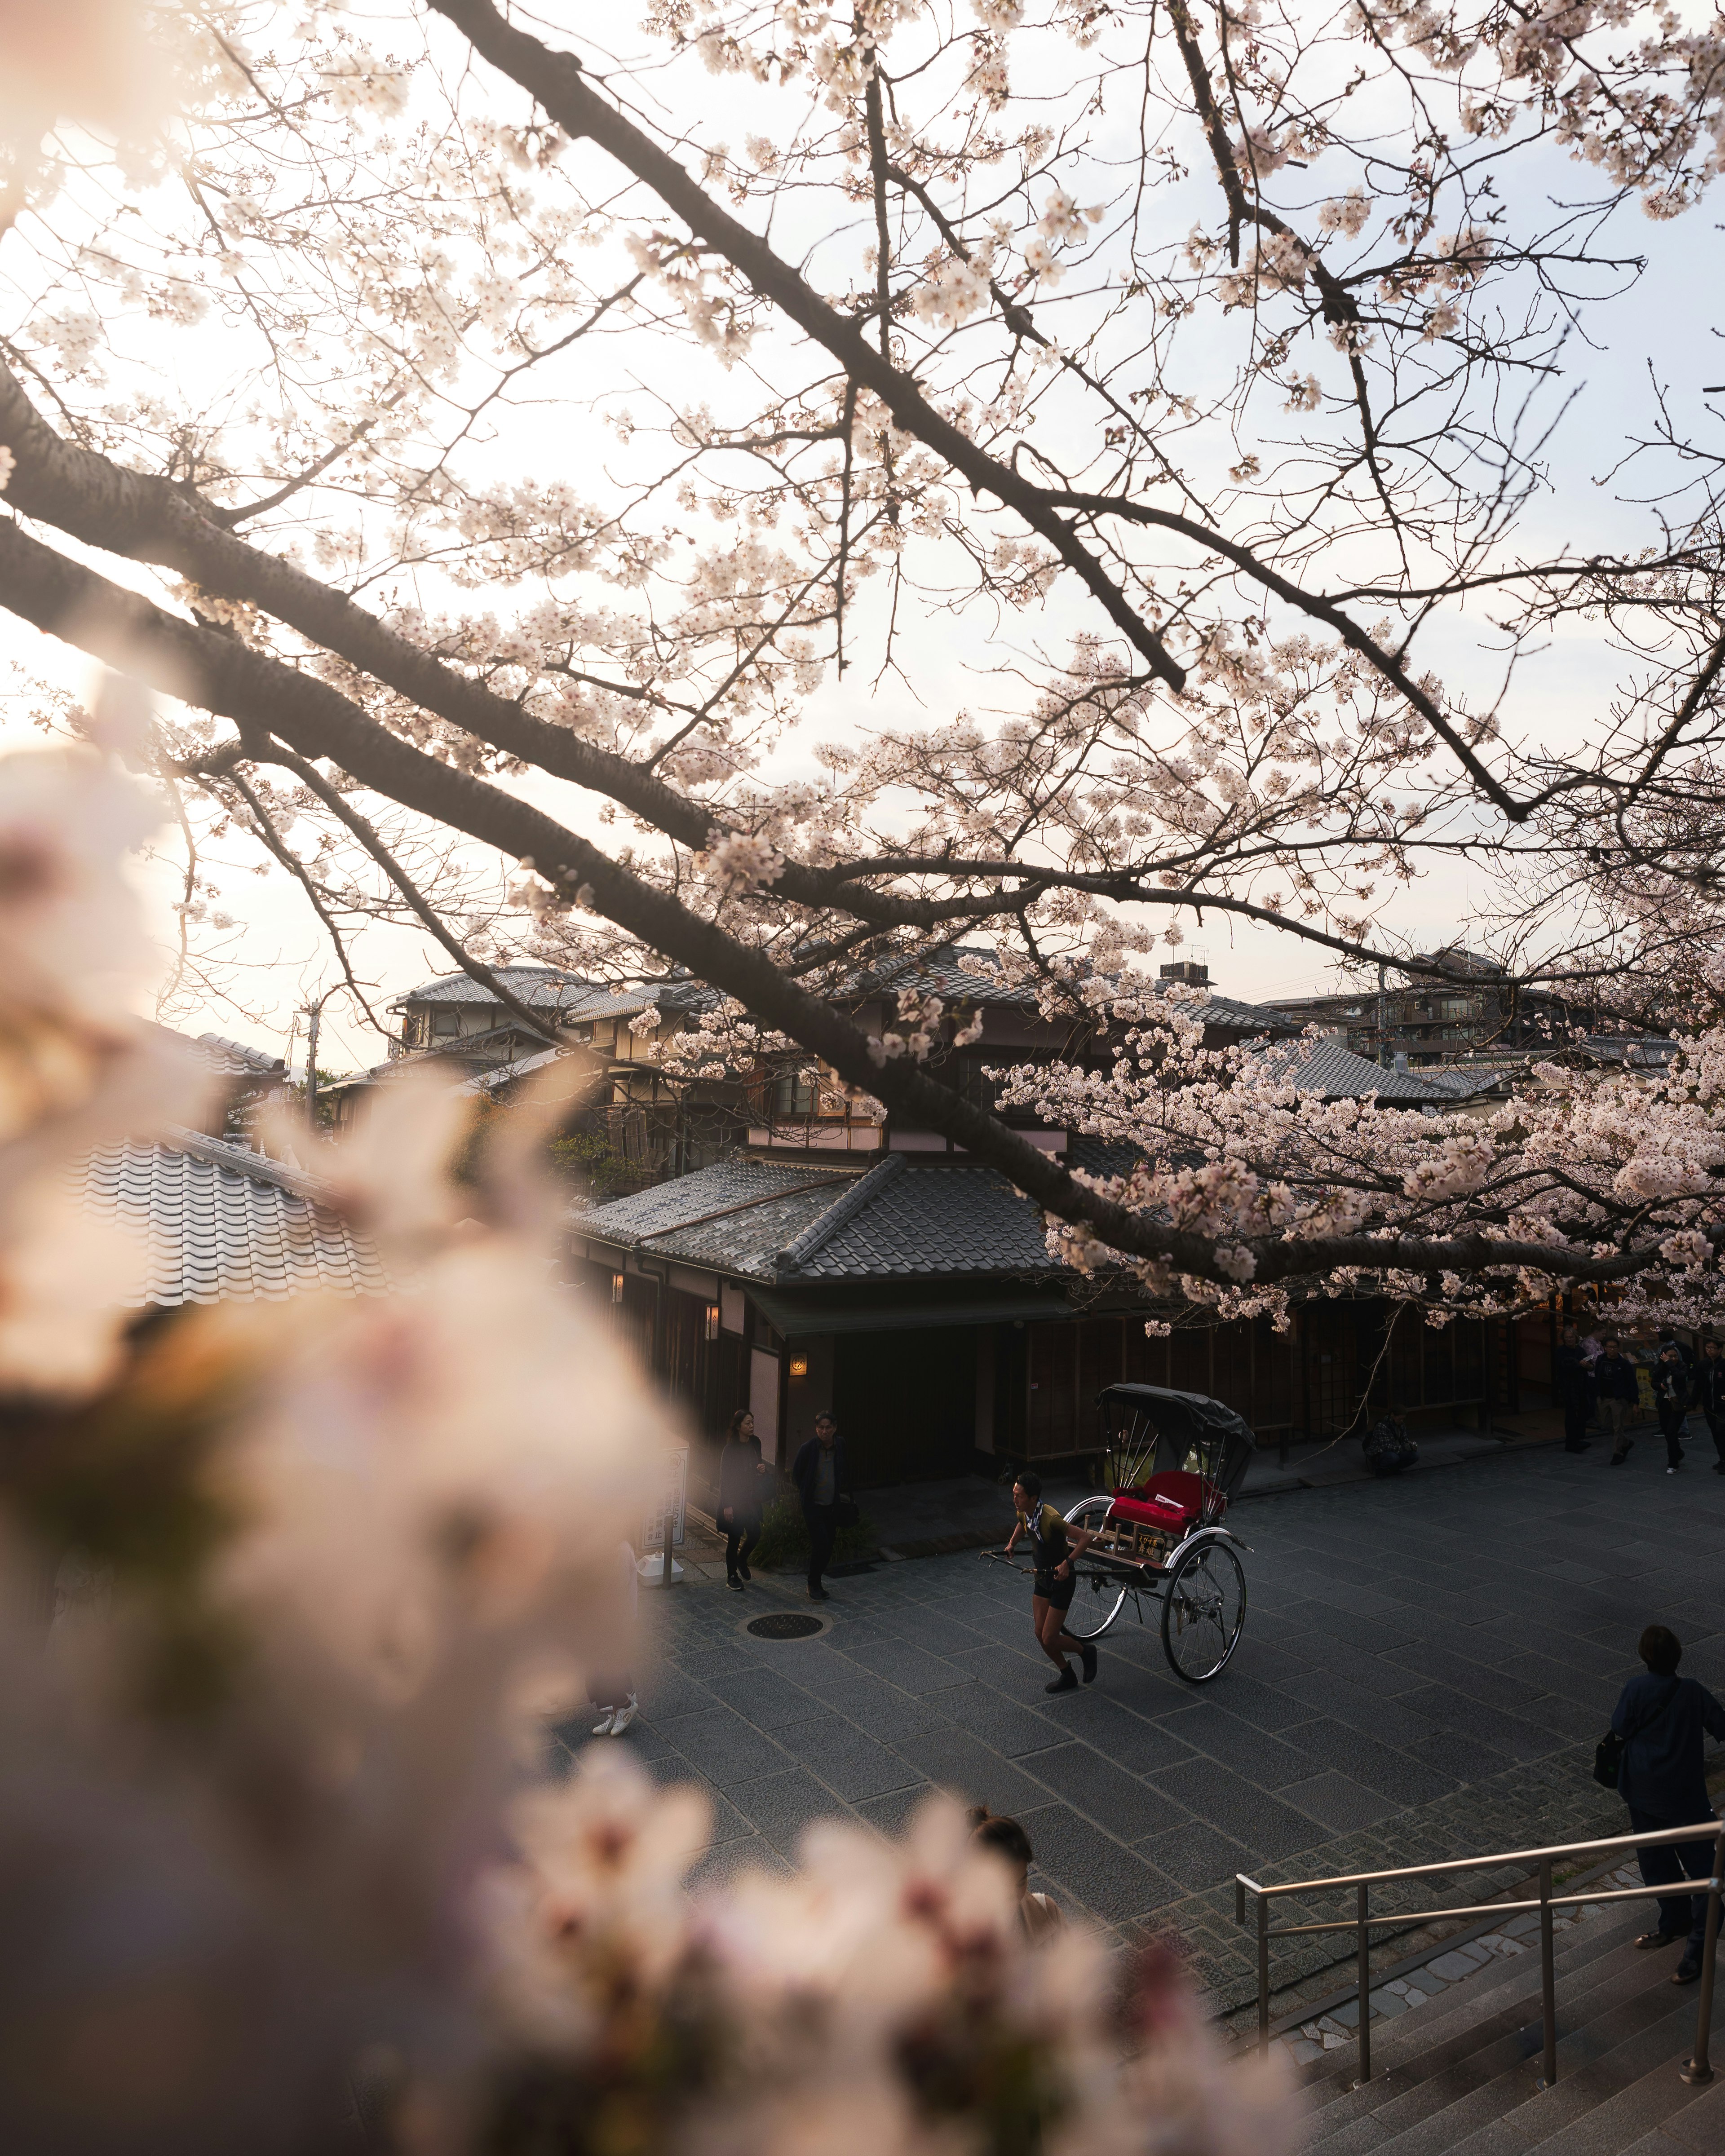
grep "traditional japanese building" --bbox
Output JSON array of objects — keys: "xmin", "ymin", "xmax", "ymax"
[{"xmin": 569, "ymin": 1014, "xmax": 1515, "ymax": 1503}]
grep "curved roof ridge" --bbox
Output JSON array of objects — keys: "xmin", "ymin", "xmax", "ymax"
[{"xmin": 774, "ymin": 1153, "xmax": 905, "ymax": 1274}]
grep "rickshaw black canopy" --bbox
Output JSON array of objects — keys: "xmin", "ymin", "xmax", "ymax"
[{"xmin": 1096, "ymin": 1383, "xmax": 1257, "ymax": 1503}]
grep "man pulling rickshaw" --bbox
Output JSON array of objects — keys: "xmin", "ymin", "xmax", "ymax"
[{"xmin": 987, "ymin": 1383, "xmax": 1256, "ymax": 1686}]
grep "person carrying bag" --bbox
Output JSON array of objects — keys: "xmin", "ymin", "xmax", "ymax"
[{"xmin": 1600, "ymin": 1625, "xmax": 1725, "ymax": 1985}]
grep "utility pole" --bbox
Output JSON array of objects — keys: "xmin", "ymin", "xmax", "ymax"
[
  {"xmin": 1377, "ymin": 961, "xmax": 1389, "ymax": 1068},
  {"xmin": 305, "ymin": 1000, "xmax": 321, "ymax": 1128}
]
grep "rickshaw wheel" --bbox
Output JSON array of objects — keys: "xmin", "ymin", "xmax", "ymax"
[
  {"xmin": 1160, "ymin": 1541, "xmax": 1246, "ymax": 1683},
  {"xmin": 1059, "ymin": 1497, "xmax": 1126, "ymax": 1639},
  {"xmin": 1062, "ymin": 1568, "xmax": 1126, "ymax": 1641}
]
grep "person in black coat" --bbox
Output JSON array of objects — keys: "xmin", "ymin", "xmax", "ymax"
[
  {"xmin": 1597, "ymin": 1335, "xmax": 1640, "ymax": 1464},
  {"xmin": 1611, "ymin": 1625, "xmax": 1725, "ymax": 1983},
  {"xmin": 791, "ymin": 1411, "xmax": 846, "ymax": 1602},
  {"xmin": 1653, "ymin": 1344, "xmax": 1692, "ymax": 1474},
  {"xmin": 1696, "ymin": 1339, "xmax": 1725, "ymax": 1474},
  {"xmin": 1553, "ymin": 1322, "xmax": 1594, "ymax": 1454},
  {"xmin": 717, "ymin": 1407, "xmax": 768, "ymax": 1590}
]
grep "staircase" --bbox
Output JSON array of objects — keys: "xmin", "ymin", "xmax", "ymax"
[{"xmin": 1294, "ymin": 1894, "xmax": 1722, "ymax": 2155}]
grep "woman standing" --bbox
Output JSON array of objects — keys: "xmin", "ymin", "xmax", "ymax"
[{"xmin": 718, "ymin": 1408, "xmax": 767, "ymax": 1590}]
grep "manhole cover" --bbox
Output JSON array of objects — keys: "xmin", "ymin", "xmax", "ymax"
[{"xmin": 746, "ymin": 1612, "xmax": 825, "ymax": 1641}]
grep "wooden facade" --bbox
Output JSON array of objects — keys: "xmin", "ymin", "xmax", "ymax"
[{"xmin": 577, "ymin": 1255, "xmax": 1515, "ymax": 1496}]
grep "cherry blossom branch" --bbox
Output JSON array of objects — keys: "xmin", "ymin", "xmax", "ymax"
[
  {"xmin": 423, "ymin": 0, "xmax": 1192, "ymax": 691},
  {"xmin": 0, "ymin": 514, "xmax": 1701, "ymax": 1295}
]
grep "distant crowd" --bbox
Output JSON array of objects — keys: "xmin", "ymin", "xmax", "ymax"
[{"xmin": 1553, "ymin": 1324, "xmax": 1725, "ymax": 1474}]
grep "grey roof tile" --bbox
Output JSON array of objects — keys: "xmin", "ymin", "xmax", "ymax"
[
  {"xmin": 396, "ymin": 965, "xmax": 603, "ymax": 1009},
  {"xmin": 792, "ymin": 1163, "xmax": 1052, "ymax": 1279},
  {"xmin": 572, "ymin": 1159, "xmax": 871, "ymax": 1278},
  {"xmin": 1250, "ymin": 1036, "xmax": 1464, "ymax": 1102},
  {"xmin": 396, "ymin": 966, "xmax": 718, "ymax": 1019},
  {"xmin": 71, "ymin": 1128, "xmax": 388, "ymax": 1308},
  {"xmin": 143, "ymin": 1022, "xmax": 286, "ymax": 1079}
]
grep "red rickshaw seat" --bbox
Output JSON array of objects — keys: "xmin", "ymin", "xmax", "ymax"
[{"xmin": 1106, "ymin": 1470, "xmax": 1218, "ymax": 1535}]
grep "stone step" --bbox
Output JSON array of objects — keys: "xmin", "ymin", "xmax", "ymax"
[
  {"xmin": 1302, "ymin": 1929, "xmax": 1671, "ymax": 2156},
  {"xmin": 1369, "ymin": 1964, "xmax": 1701, "ymax": 2156},
  {"xmin": 1298, "ymin": 1900, "xmax": 1646, "ymax": 2133},
  {"xmin": 1298, "ymin": 1894, "xmax": 1717, "ymax": 2156}
]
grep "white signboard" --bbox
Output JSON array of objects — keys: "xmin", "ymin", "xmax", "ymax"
[{"xmin": 644, "ymin": 1446, "xmax": 688, "ymax": 1551}]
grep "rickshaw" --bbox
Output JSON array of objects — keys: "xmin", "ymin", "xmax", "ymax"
[{"xmin": 992, "ymin": 1383, "xmax": 1255, "ymax": 1683}]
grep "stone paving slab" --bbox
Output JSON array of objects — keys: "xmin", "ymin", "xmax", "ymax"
[{"xmin": 551, "ymin": 1443, "xmax": 1725, "ymax": 2016}]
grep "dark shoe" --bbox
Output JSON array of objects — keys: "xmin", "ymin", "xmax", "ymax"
[
  {"xmin": 1610, "ymin": 1450, "xmax": 1630, "ymax": 1465},
  {"xmin": 1675, "ymin": 1958, "xmax": 1704, "ymax": 1985},
  {"xmin": 1080, "ymin": 1642, "xmax": 1098, "ymax": 1685},
  {"xmin": 808, "ymin": 1586, "xmax": 828, "ymax": 1602},
  {"xmin": 739, "ymin": 1563, "xmax": 752, "ymax": 1581},
  {"xmin": 727, "ymin": 1574, "xmax": 743, "ymax": 1591},
  {"xmin": 1636, "ymin": 1930, "xmax": 1685, "ymax": 1950},
  {"xmin": 1044, "ymin": 1666, "xmax": 1079, "ymax": 1694}
]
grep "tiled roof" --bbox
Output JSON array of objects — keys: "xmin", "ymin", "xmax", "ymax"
[
  {"xmin": 143, "ymin": 1022, "xmax": 286, "ymax": 1079},
  {"xmin": 1064, "ymin": 1137, "xmax": 1148, "ymax": 1179},
  {"xmin": 842, "ymin": 945, "xmax": 1038, "ymax": 1007},
  {"xmin": 1167, "ymin": 988, "xmax": 1294, "ymax": 1037},
  {"xmin": 72, "ymin": 1129, "xmax": 388, "ymax": 1307},
  {"xmin": 395, "ymin": 965, "xmax": 602, "ymax": 1009},
  {"xmin": 452, "ymin": 1045, "xmax": 575, "ymax": 1097},
  {"xmin": 563, "ymin": 982, "xmax": 720, "ymax": 1025},
  {"xmin": 785, "ymin": 1159, "xmax": 1053, "ymax": 1279},
  {"xmin": 572, "ymin": 1159, "xmax": 869, "ymax": 1277},
  {"xmin": 1250, "ymin": 1036, "xmax": 1472, "ymax": 1103},
  {"xmin": 575, "ymin": 1154, "xmax": 1057, "ymax": 1284},
  {"xmin": 196, "ymin": 1031, "xmax": 287, "ymax": 1077}
]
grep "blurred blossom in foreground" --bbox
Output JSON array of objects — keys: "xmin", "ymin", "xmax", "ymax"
[
  {"xmin": 0, "ymin": 747, "xmax": 205, "ymax": 1396},
  {"xmin": 0, "ymin": 741, "xmax": 1296, "ymax": 2156},
  {"xmin": 476, "ymin": 1752, "xmax": 1295, "ymax": 2156}
]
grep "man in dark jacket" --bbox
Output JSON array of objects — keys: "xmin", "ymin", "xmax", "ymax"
[
  {"xmin": 792, "ymin": 1411, "xmax": 846, "ymax": 1602},
  {"xmin": 1612, "ymin": 1624, "xmax": 1725, "ymax": 1983},
  {"xmin": 1696, "ymin": 1339, "xmax": 1725, "ymax": 1474},
  {"xmin": 1553, "ymin": 1322, "xmax": 1594, "ymax": 1454},
  {"xmin": 1597, "ymin": 1335, "xmax": 1639, "ymax": 1464}
]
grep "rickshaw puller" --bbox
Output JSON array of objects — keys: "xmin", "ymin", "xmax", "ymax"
[{"xmin": 1004, "ymin": 1472, "xmax": 1100, "ymax": 1693}]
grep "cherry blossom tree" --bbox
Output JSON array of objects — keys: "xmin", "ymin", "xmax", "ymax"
[{"xmin": 4, "ymin": 0, "xmax": 1725, "ymax": 1312}]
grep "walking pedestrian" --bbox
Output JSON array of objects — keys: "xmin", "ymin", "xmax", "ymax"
[
  {"xmin": 1654, "ymin": 1343, "xmax": 1691, "ymax": 1474},
  {"xmin": 1659, "ymin": 1325, "xmax": 1695, "ymax": 1387},
  {"xmin": 1553, "ymin": 1322, "xmax": 1594, "ymax": 1454},
  {"xmin": 1610, "ymin": 1625, "xmax": 1725, "ymax": 1985},
  {"xmin": 792, "ymin": 1410, "xmax": 846, "ymax": 1602},
  {"xmin": 1597, "ymin": 1334, "xmax": 1639, "ymax": 1464},
  {"xmin": 969, "ymin": 1806, "xmax": 1064, "ymax": 1942},
  {"xmin": 1696, "ymin": 1339, "xmax": 1725, "ymax": 1474},
  {"xmin": 718, "ymin": 1407, "xmax": 767, "ymax": 1590},
  {"xmin": 1003, "ymin": 1471, "xmax": 1100, "ymax": 1694}
]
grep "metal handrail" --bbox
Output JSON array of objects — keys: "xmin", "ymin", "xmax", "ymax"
[{"xmin": 1236, "ymin": 1817, "xmax": 1725, "ymax": 2090}]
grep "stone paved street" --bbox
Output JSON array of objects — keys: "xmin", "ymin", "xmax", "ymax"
[{"xmin": 551, "ymin": 1443, "xmax": 1725, "ymax": 2014}]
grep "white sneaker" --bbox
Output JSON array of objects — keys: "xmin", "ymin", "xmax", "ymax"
[
  {"xmin": 609, "ymin": 1697, "xmax": 638, "ymax": 1736},
  {"xmin": 591, "ymin": 1709, "xmax": 615, "ymax": 1735}
]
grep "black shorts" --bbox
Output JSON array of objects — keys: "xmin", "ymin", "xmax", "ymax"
[{"xmin": 1033, "ymin": 1569, "xmax": 1075, "ymax": 1612}]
